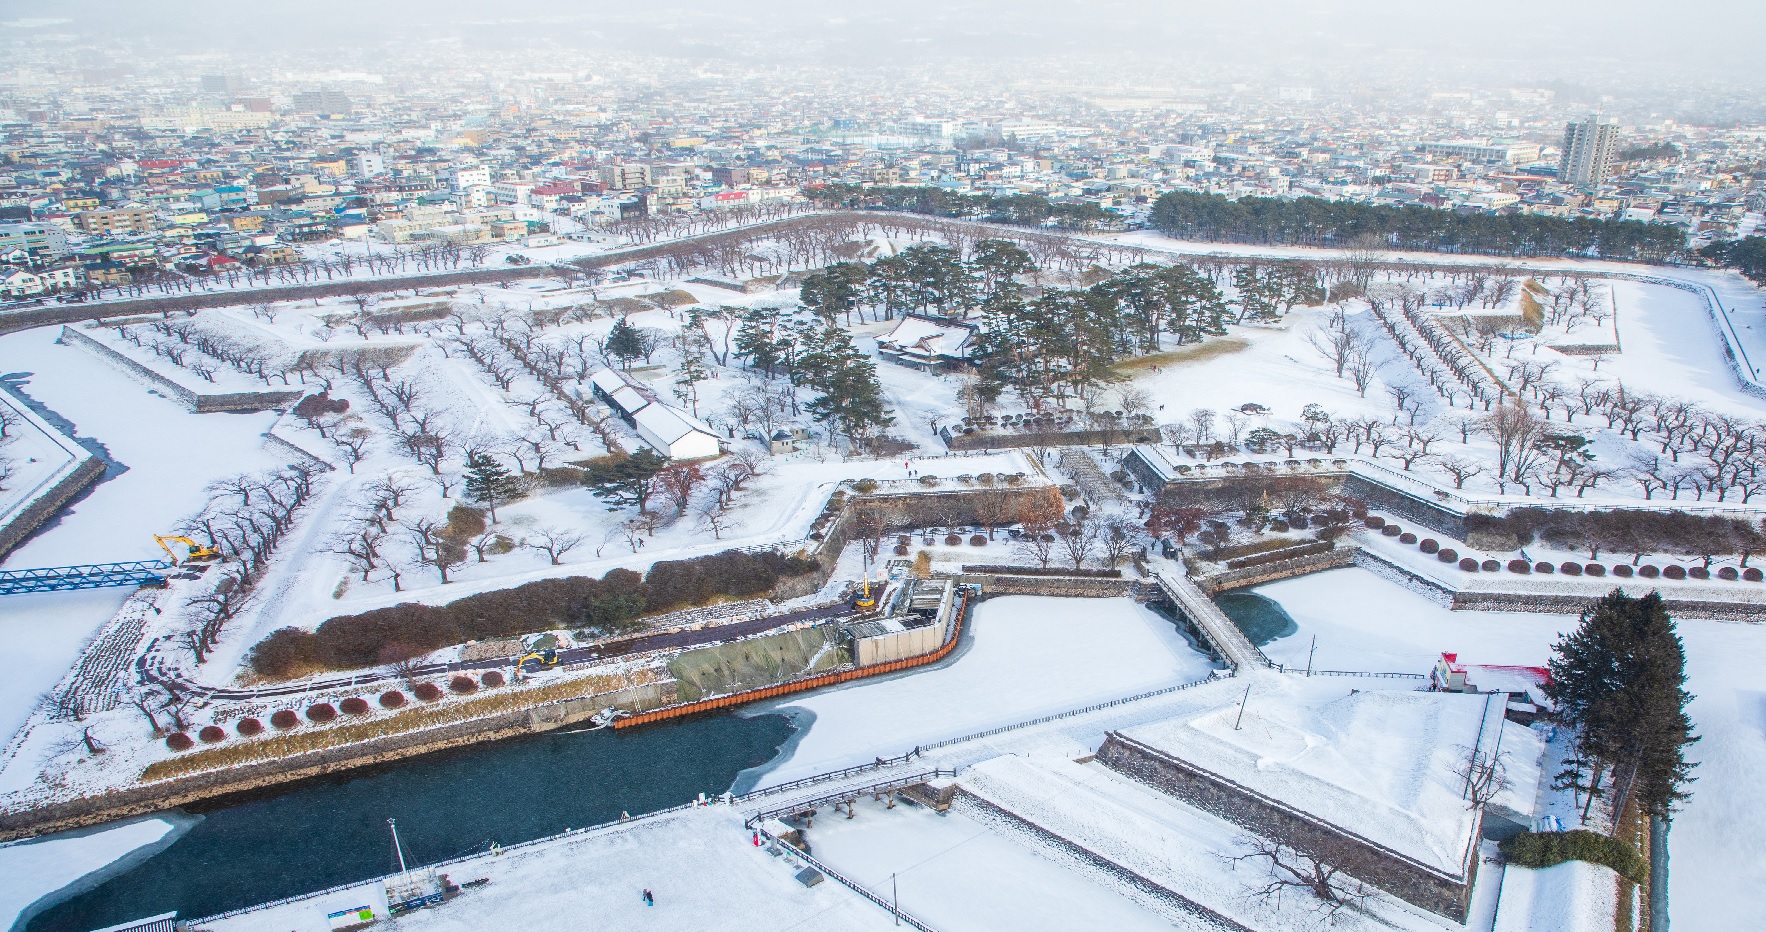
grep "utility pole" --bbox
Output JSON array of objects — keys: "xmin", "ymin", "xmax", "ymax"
[
  {"xmin": 892, "ymin": 872, "xmax": 899, "ymax": 926},
  {"xmin": 1306, "ymin": 635, "xmax": 1317, "ymax": 677},
  {"xmin": 1234, "ymin": 684, "xmax": 1251, "ymax": 730}
]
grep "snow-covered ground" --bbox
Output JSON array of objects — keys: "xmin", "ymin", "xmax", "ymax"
[
  {"xmin": 748, "ymin": 595, "xmax": 1216, "ymax": 787},
  {"xmin": 1120, "ymin": 676, "xmax": 1492, "ymax": 874},
  {"xmin": 807, "ymin": 795, "xmax": 1191, "ymax": 932},
  {"xmin": 0, "ymin": 326, "xmax": 288, "ymax": 739},
  {"xmin": 0, "ymin": 815, "xmax": 195, "ymax": 932},
  {"xmin": 1246, "ymin": 566, "xmax": 1763, "ymax": 930},
  {"xmin": 200, "ymin": 804, "xmax": 902, "ymax": 932},
  {"xmin": 1491, "ymin": 859, "xmax": 1616, "ymax": 932}
]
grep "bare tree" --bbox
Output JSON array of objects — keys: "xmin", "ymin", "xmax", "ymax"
[
  {"xmin": 1014, "ymin": 521, "xmax": 1058, "ymax": 569},
  {"xmin": 1434, "ymin": 455, "xmax": 1485, "ymax": 490},
  {"xmin": 1058, "ymin": 515, "xmax": 1099, "ymax": 570},
  {"xmin": 1455, "ymin": 745, "xmax": 1511, "ymax": 809},
  {"xmin": 1227, "ymin": 838, "xmax": 1372, "ymax": 918},
  {"xmin": 525, "ymin": 526, "xmax": 584, "ymax": 565},
  {"xmin": 407, "ymin": 517, "xmax": 466, "ymax": 583}
]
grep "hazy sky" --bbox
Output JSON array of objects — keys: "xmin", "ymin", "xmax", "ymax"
[{"xmin": 3, "ymin": 0, "xmax": 1762, "ymax": 91}]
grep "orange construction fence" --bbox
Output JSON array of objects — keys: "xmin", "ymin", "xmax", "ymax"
[{"xmin": 613, "ymin": 590, "xmax": 972, "ymax": 730}]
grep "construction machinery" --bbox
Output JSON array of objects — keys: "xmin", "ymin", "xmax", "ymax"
[
  {"xmin": 516, "ymin": 648, "xmax": 559, "ymax": 673},
  {"xmin": 853, "ymin": 573, "xmax": 877, "ymax": 612},
  {"xmin": 154, "ymin": 535, "xmax": 220, "ymax": 566}
]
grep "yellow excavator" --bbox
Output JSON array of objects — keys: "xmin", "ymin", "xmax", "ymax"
[
  {"xmin": 853, "ymin": 573, "xmax": 877, "ymax": 612},
  {"xmin": 154, "ymin": 535, "xmax": 220, "ymax": 566},
  {"xmin": 516, "ymin": 649, "xmax": 559, "ymax": 673}
]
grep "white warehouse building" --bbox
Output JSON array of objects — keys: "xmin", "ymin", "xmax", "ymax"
[{"xmin": 588, "ymin": 369, "xmax": 722, "ymax": 460}]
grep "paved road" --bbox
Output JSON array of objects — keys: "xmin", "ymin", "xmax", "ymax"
[{"xmin": 149, "ymin": 600, "xmax": 853, "ymax": 701}]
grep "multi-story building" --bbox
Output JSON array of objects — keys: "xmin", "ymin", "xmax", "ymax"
[
  {"xmin": 599, "ymin": 164, "xmax": 652, "ymax": 190},
  {"xmin": 1560, "ymin": 116, "xmax": 1621, "ymax": 188},
  {"xmin": 292, "ymin": 90, "xmax": 353, "ymax": 114},
  {"xmin": 0, "ymin": 222, "xmax": 71, "ymax": 264},
  {"xmin": 73, "ymin": 208, "xmax": 156, "ymax": 236}
]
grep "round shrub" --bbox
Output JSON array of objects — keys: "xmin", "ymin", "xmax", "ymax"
[
  {"xmin": 198, "ymin": 725, "xmax": 226, "ymax": 744},
  {"xmin": 1662, "ymin": 565, "xmax": 1687, "ymax": 580},
  {"xmin": 270, "ymin": 709, "xmax": 300, "ymax": 730},
  {"xmin": 1419, "ymin": 539, "xmax": 1439, "ymax": 554},
  {"xmin": 1458, "ymin": 557, "xmax": 1479, "ymax": 572},
  {"xmin": 1688, "ymin": 566, "xmax": 1710, "ymax": 580},
  {"xmin": 1382, "ymin": 524, "xmax": 1402, "ymax": 537},
  {"xmin": 1535, "ymin": 562, "xmax": 1555, "ymax": 574},
  {"xmin": 1560, "ymin": 562, "xmax": 1582, "ymax": 576},
  {"xmin": 339, "ymin": 697, "xmax": 371, "ymax": 716},
  {"xmin": 1437, "ymin": 548, "xmax": 1458, "ymax": 563},
  {"xmin": 1745, "ymin": 567, "xmax": 1764, "ymax": 582},
  {"xmin": 1482, "ymin": 560, "xmax": 1500, "ymax": 572},
  {"xmin": 450, "ymin": 675, "xmax": 479, "ymax": 695},
  {"xmin": 1639, "ymin": 565, "xmax": 1660, "ymax": 578},
  {"xmin": 481, "ymin": 670, "xmax": 506, "ymax": 687},
  {"xmin": 415, "ymin": 682, "xmax": 444, "ymax": 702},
  {"xmin": 1508, "ymin": 559, "xmax": 1532, "ymax": 574},
  {"xmin": 1718, "ymin": 567, "xmax": 1739, "ymax": 581},
  {"xmin": 307, "ymin": 702, "xmax": 338, "ymax": 723},
  {"xmin": 893, "ymin": 544, "xmax": 909, "ymax": 556},
  {"xmin": 1289, "ymin": 515, "xmax": 1310, "ymax": 529},
  {"xmin": 1365, "ymin": 516, "xmax": 1386, "ymax": 529},
  {"xmin": 237, "ymin": 717, "xmax": 264, "ymax": 736},
  {"xmin": 1613, "ymin": 565, "xmax": 1634, "ymax": 578},
  {"xmin": 165, "ymin": 732, "xmax": 194, "ymax": 752},
  {"xmin": 379, "ymin": 690, "xmax": 407, "ymax": 708},
  {"xmin": 1585, "ymin": 564, "xmax": 1606, "ymax": 577},
  {"xmin": 970, "ymin": 535, "xmax": 986, "ymax": 546},
  {"xmin": 943, "ymin": 534, "xmax": 961, "ymax": 546},
  {"xmin": 1399, "ymin": 532, "xmax": 1417, "ymax": 545},
  {"xmin": 1270, "ymin": 521, "xmax": 1290, "ymax": 533}
]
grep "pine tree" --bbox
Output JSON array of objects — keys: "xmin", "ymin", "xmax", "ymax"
[
  {"xmin": 606, "ymin": 317, "xmax": 645, "ymax": 368},
  {"xmin": 582, "ymin": 448, "xmax": 669, "ymax": 513},
  {"xmin": 463, "ymin": 452, "xmax": 520, "ymax": 521}
]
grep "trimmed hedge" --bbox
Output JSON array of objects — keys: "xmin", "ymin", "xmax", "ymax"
[
  {"xmin": 414, "ymin": 682, "xmax": 444, "ymax": 701},
  {"xmin": 379, "ymin": 690, "xmax": 407, "ymax": 708},
  {"xmin": 198, "ymin": 726, "xmax": 226, "ymax": 744},
  {"xmin": 166, "ymin": 732, "xmax": 194, "ymax": 751},
  {"xmin": 270, "ymin": 710, "xmax": 299, "ymax": 730},
  {"xmin": 1419, "ymin": 539, "xmax": 1440, "ymax": 554},
  {"xmin": 249, "ymin": 548, "xmax": 818, "ymax": 677},
  {"xmin": 237, "ymin": 717, "xmax": 264, "ymax": 736},
  {"xmin": 1223, "ymin": 540, "xmax": 1334, "ymax": 571},
  {"xmin": 450, "ymin": 675, "xmax": 479, "ymax": 694},
  {"xmin": 307, "ymin": 702, "xmax": 338, "ymax": 723},
  {"xmin": 1508, "ymin": 559, "xmax": 1531, "ymax": 574},
  {"xmin": 1458, "ymin": 557, "xmax": 1479, "ymax": 571},
  {"xmin": 1500, "ymin": 830, "xmax": 1646, "ymax": 884},
  {"xmin": 1613, "ymin": 564, "xmax": 1634, "ymax": 577},
  {"xmin": 339, "ymin": 697, "xmax": 371, "ymax": 716},
  {"xmin": 481, "ymin": 670, "xmax": 506, "ymax": 687}
]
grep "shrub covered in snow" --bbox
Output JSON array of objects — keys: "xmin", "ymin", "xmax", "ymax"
[
  {"xmin": 1663, "ymin": 565, "xmax": 1687, "ymax": 580},
  {"xmin": 1419, "ymin": 538, "xmax": 1439, "ymax": 554},
  {"xmin": 198, "ymin": 725, "xmax": 226, "ymax": 744},
  {"xmin": 1535, "ymin": 561, "xmax": 1555, "ymax": 574},
  {"xmin": 270, "ymin": 710, "xmax": 300, "ymax": 729},
  {"xmin": 1437, "ymin": 548, "xmax": 1458, "ymax": 562},
  {"xmin": 379, "ymin": 690, "xmax": 407, "ymax": 708},
  {"xmin": 481, "ymin": 670, "xmax": 506, "ymax": 687},
  {"xmin": 1458, "ymin": 557, "xmax": 1479, "ymax": 572},
  {"xmin": 166, "ymin": 732, "xmax": 194, "ymax": 751},
  {"xmin": 1586, "ymin": 564, "xmax": 1606, "ymax": 577},
  {"xmin": 1561, "ymin": 562, "xmax": 1583, "ymax": 576},
  {"xmin": 1508, "ymin": 559, "xmax": 1531, "ymax": 573},
  {"xmin": 1639, "ymin": 565, "xmax": 1660, "ymax": 578},
  {"xmin": 339, "ymin": 697, "xmax": 371, "ymax": 716},
  {"xmin": 450, "ymin": 675, "xmax": 479, "ymax": 694},
  {"xmin": 236, "ymin": 717, "xmax": 264, "ymax": 736},
  {"xmin": 1399, "ymin": 532, "xmax": 1417, "ymax": 545},
  {"xmin": 414, "ymin": 682, "xmax": 444, "ymax": 702},
  {"xmin": 306, "ymin": 702, "xmax": 338, "ymax": 723},
  {"xmin": 1614, "ymin": 565, "xmax": 1635, "ymax": 577}
]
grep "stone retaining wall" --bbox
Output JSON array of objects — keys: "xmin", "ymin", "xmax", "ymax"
[
  {"xmin": 0, "ymin": 454, "xmax": 104, "ymax": 561},
  {"xmin": 1193, "ymin": 548, "xmax": 1356, "ymax": 594},
  {"xmin": 959, "ymin": 573, "xmax": 1139, "ymax": 598},
  {"xmin": 58, "ymin": 326, "xmax": 301, "ymax": 412},
  {"xmin": 0, "ymin": 681, "xmax": 669, "ymax": 842},
  {"xmin": 1096, "ymin": 733, "xmax": 1477, "ymax": 922}
]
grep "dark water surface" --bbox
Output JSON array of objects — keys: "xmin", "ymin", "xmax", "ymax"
[
  {"xmin": 1214, "ymin": 590, "xmax": 1300, "ymax": 646},
  {"xmin": 27, "ymin": 712, "xmax": 794, "ymax": 932}
]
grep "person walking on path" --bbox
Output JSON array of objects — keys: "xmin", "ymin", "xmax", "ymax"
[{"xmin": 642, "ymin": 889, "xmax": 654, "ymax": 906}]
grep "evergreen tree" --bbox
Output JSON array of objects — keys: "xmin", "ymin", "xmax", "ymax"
[
  {"xmin": 582, "ymin": 449, "xmax": 669, "ymax": 514},
  {"xmin": 1545, "ymin": 590, "xmax": 1698, "ymax": 821},
  {"xmin": 605, "ymin": 317, "xmax": 646, "ymax": 369},
  {"xmin": 733, "ymin": 307, "xmax": 784, "ymax": 376},
  {"xmin": 463, "ymin": 452, "xmax": 521, "ymax": 522}
]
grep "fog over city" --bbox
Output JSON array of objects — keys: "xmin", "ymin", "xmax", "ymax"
[{"xmin": 1, "ymin": 3, "xmax": 1765, "ymax": 932}]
